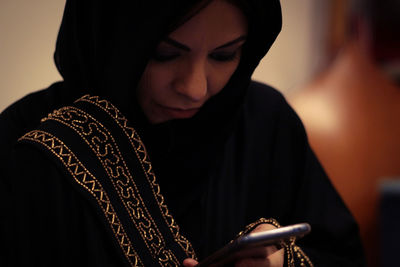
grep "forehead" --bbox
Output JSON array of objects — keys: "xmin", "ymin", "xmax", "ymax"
[{"xmin": 168, "ymin": 0, "xmax": 248, "ymax": 46}]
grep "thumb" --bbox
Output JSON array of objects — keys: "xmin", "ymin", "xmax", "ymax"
[{"xmin": 183, "ymin": 258, "xmax": 199, "ymax": 267}]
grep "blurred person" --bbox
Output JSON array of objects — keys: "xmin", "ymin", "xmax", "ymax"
[
  {"xmin": 0, "ymin": 0, "xmax": 366, "ymax": 266},
  {"xmin": 289, "ymin": 0, "xmax": 400, "ymax": 266}
]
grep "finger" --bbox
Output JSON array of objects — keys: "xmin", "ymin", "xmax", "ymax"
[
  {"xmin": 234, "ymin": 248, "xmax": 284, "ymax": 267},
  {"xmin": 233, "ymin": 246, "xmax": 268, "ymax": 259},
  {"xmin": 250, "ymin": 224, "xmax": 281, "ymax": 256},
  {"xmin": 266, "ymin": 248, "xmax": 284, "ymax": 267},
  {"xmin": 182, "ymin": 258, "xmax": 199, "ymax": 267},
  {"xmin": 252, "ymin": 223, "xmax": 277, "ymax": 233},
  {"xmin": 265, "ymin": 244, "xmax": 279, "ymax": 255}
]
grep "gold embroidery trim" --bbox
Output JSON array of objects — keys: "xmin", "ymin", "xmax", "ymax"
[
  {"xmin": 19, "ymin": 130, "xmax": 143, "ymax": 267},
  {"xmin": 236, "ymin": 218, "xmax": 314, "ymax": 267},
  {"xmin": 42, "ymin": 106, "xmax": 180, "ymax": 266},
  {"xmin": 76, "ymin": 94, "xmax": 197, "ymax": 259},
  {"xmin": 235, "ymin": 218, "xmax": 282, "ymax": 238}
]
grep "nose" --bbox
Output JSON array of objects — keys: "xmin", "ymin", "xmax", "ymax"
[{"xmin": 173, "ymin": 61, "xmax": 208, "ymax": 102}]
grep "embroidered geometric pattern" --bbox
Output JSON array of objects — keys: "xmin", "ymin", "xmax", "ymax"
[
  {"xmin": 42, "ymin": 106, "xmax": 181, "ymax": 266},
  {"xmin": 19, "ymin": 130, "xmax": 143, "ymax": 267},
  {"xmin": 76, "ymin": 94, "xmax": 197, "ymax": 259}
]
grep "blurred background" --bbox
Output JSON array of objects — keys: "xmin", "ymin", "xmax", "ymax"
[{"xmin": 1, "ymin": 0, "xmax": 399, "ymax": 266}]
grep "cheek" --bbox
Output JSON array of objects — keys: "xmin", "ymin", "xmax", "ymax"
[
  {"xmin": 208, "ymin": 61, "xmax": 239, "ymax": 96},
  {"xmin": 138, "ymin": 64, "xmax": 173, "ymax": 103}
]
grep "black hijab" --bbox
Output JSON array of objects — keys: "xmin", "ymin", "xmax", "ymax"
[{"xmin": 54, "ymin": 0, "xmax": 281, "ymax": 127}]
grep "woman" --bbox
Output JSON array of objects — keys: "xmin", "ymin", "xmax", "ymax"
[{"xmin": 0, "ymin": 0, "xmax": 365, "ymax": 266}]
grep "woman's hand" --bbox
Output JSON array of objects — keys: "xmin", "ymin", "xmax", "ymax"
[
  {"xmin": 182, "ymin": 223, "xmax": 284, "ymax": 267},
  {"xmin": 182, "ymin": 258, "xmax": 200, "ymax": 267}
]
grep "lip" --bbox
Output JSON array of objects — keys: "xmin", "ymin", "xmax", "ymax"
[{"xmin": 158, "ymin": 104, "xmax": 200, "ymax": 119}]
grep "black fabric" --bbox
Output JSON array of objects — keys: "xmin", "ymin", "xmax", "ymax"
[
  {"xmin": 1, "ymin": 82, "xmax": 366, "ymax": 266},
  {"xmin": 0, "ymin": 0, "xmax": 366, "ymax": 266},
  {"xmin": 5, "ymin": 145, "xmax": 127, "ymax": 267},
  {"xmin": 16, "ymin": 97, "xmax": 196, "ymax": 265}
]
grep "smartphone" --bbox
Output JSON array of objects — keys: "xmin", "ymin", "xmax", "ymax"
[{"xmin": 196, "ymin": 222, "xmax": 311, "ymax": 266}]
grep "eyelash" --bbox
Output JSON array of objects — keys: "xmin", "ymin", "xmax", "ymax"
[
  {"xmin": 151, "ymin": 51, "xmax": 239, "ymax": 63},
  {"xmin": 209, "ymin": 51, "xmax": 238, "ymax": 62}
]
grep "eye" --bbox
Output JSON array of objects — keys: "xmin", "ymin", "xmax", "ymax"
[
  {"xmin": 209, "ymin": 51, "xmax": 239, "ymax": 62},
  {"xmin": 151, "ymin": 51, "xmax": 180, "ymax": 62}
]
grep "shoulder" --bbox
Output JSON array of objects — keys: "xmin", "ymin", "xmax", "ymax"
[
  {"xmin": 246, "ymin": 80, "xmax": 286, "ymax": 108},
  {"xmin": 0, "ymin": 81, "xmax": 69, "ymax": 128},
  {"xmin": 243, "ymin": 81, "xmax": 305, "ymax": 132},
  {"xmin": 247, "ymin": 80, "xmax": 284, "ymax": 97},
  {"xmin": 0, "ymin": 81, "xmax": 74, "ymax": 168},
  {"xmin": 1, "ymin": 82, "xmax": 62, "ymax": 124}
]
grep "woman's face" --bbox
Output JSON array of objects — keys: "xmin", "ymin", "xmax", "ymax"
[{"xmin": 137, "ymin": 0, "xmax": 248, "ymax": 124}]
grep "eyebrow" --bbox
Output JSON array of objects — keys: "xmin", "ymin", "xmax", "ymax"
[{"xmin": 163, "ymin": 35, "xmax": 247, "ymax": 51}]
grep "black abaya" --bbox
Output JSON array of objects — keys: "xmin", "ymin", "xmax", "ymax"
[
  {"xmin": 0, "ymin": 0, "xmax": 366, "ymax": 265},
  {"xmin": 1, "ymin": 82, "xmax": 365, "ymax": 266}
]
